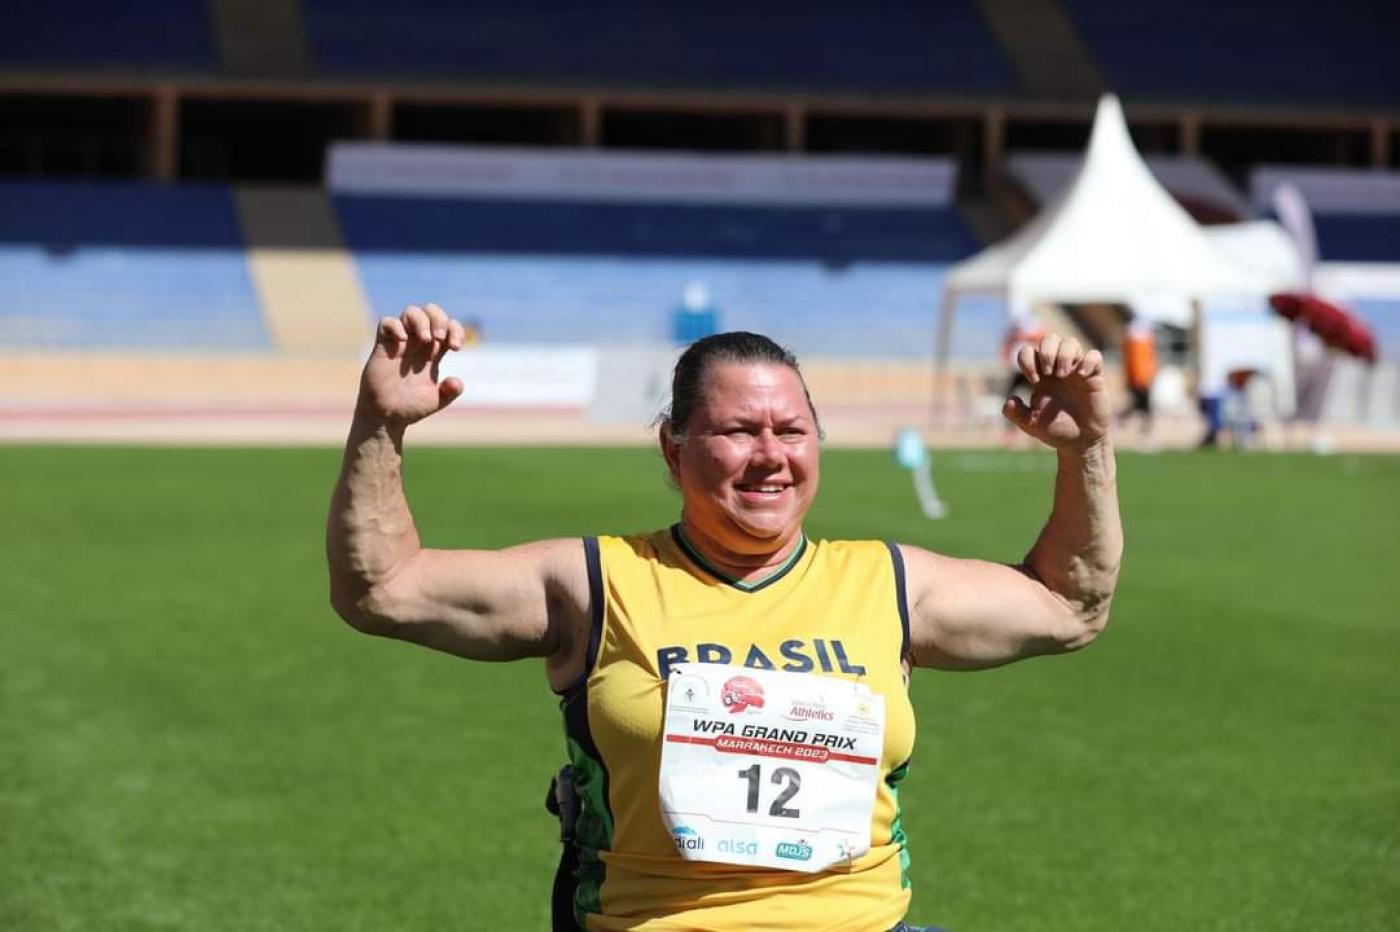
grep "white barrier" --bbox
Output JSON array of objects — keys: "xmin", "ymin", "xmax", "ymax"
[
  {"xmin": 438, "ymin": 345, "xmax": 598, "ymax": 408},
  {"xmin": 327, "ymin": 143, "xmax": 957, "ymax": 207}
]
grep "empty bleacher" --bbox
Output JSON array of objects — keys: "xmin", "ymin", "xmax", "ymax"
[
  {"xmin": 335, "ymin": 194, "xmax": 984, "ymax": 358},
  {"xmin": 326, "ymin": 145, "xmax": 996, "ymax": 359},
  {"xmin": 0, "ymin": 0, "xmax": 217, "ymax": 71},
  {"xmin": 1308, "ymin": 216, "xmax": 1400, "ymax": 264},
  {"xmin": 1252, "ymin": 166, "xmax": 1400, "ymax": 262},
  {"xmin": 301, "ymin": 0, "xmax": 1016, "ymax": 94},
  {"xmin": 1061, "ymin": 0, "xmax": 1400, "ymax": 107},
  {"xmin": 0, "ymin": 181, "xmax": 269, "ymax": 351}
]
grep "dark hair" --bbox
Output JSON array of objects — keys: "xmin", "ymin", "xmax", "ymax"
[{"xmin": 660, "ymin": 331, "xmax": 823, "ymax": 440}]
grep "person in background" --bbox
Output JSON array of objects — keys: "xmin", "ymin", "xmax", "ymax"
[
  {"xmin": 672, "ymin": 281, "xmax": 719, "ymax": 345},
  {"xmin": 1119, "ymin": 318, "xmax": 1157, "ymax": 446}
]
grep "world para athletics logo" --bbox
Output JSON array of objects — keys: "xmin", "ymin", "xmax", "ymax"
[{"xmin": 775, "ymin": 840, "xmax": 813, "ymax": 861}]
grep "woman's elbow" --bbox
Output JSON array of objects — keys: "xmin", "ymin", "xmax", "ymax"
[
  {"xmin": 1059, "ymin": 600, "xmax": 1112, "ymax": 652},
  {"xmin": 329, "ymin": 581, "xmax": 398, "ymax": 637}
]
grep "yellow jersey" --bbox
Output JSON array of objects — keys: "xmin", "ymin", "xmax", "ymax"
[{"xmin": 558, "ymin": 527, "xmax": 917, "ymax": 931}]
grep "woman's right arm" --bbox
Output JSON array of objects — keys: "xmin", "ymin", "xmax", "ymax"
[{"xmin": 326, "ymin": 305, "xmax": 590, "ymax": 673}]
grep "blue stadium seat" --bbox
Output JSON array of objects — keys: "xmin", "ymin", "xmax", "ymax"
[
  {"xmin": 1063, "ymin": 0, "xmax": 1400, "ymax": 107},
  {"xmin": 304, "ymin": 0, "xmax": 1015, "ymax": 94},
  {"xmin": 0, "ymin": 0, "xmax": 216, "ymax": 70},
  {"xmin": 335, "ymin": 195, "xmax": 989, "ymax": 358},
  {"xmin": 0, "ymin": 182, "xmax": 269, "ymax": 351},
  {"xmin": 1312, "ymin": 215, "xmax": 1400, "ymax": 263},
  {"xmin": 335, "ymin": 197, "xmax": 976, "ymax": 263}
]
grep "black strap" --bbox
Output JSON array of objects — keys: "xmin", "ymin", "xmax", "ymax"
[{"xmin": 550, "ymin": 839, "xmax": 582, "ymax": 931}]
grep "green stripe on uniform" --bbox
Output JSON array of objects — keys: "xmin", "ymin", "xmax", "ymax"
[
  {"xmin": 566, "ymin": 737, "xmax": 614, "ymax": 924},
  {"xmin": 886, "ymin": 760, "xmax": 912, "ymax": 889}
]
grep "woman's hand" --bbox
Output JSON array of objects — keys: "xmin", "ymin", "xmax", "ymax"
[
  {"xmin": 357, "ymin": 303, "xmax": 468, "ymax": 426},
  {"xmin": 1002, "ymin": 334, "xmax": 1111, "ymax": 451}
]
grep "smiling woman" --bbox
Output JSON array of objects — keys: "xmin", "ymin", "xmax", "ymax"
[
  {"xmin": 326, "ymin": 309, "xmax": 1123, "ymax": 931},
  {"xmin": 659, "ymin": 336, "xmax": 821, "ymax": 571}
]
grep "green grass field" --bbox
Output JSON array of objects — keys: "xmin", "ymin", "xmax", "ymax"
[{"xmin": 3, "ymin": 445, "xmax": 1398, "ymax": 931}]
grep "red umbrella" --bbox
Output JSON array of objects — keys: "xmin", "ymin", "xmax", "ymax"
[
  {"xmin": 1268, "ymin": 292, "xmax": 1378, "ymax": 364},
  {"xmin": 1268, "ymin": 292, "xmax": 1305, "ymax": 321}
]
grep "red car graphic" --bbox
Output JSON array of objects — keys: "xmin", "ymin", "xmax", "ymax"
[{"xmin": 721, "ymin": 675, "xmax": 765, "ymax": 714}]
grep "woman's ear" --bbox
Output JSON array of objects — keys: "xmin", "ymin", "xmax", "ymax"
[{"xmin": 658, "ymin": 423, "xmax": 682, "ymax": 482}]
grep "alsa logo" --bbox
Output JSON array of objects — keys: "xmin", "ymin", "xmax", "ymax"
[
  {"xmin": 718, "ymin": 838, "xmax": 759, "ymax": 856},
  {"xmin": 721, "ymin": 675, "xmax": 765, "ymax": 714},
  {"xmin": 775, "ymin": 840, "xmax": 813, "ymax": 861},
  {"xmin": 672, "ymin": 826, "xmax": 704, "ymax": 853},
  {"xmin": 784, "ymin": 701, "xmax": 834, "ymax": 722}
]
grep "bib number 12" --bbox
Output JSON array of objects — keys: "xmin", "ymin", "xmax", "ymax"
[{"xmin": 737, "ymin": 764, "xmax": 802, "ymax": 818}]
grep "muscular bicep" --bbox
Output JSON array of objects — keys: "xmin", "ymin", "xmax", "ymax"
[
  {"xmin": 352, "ymin": 538, "xmax": 589, "ymax": 663},
  {"xmin": 899, "ymin": 544, "xmax": 1098, "ymax": 670}
]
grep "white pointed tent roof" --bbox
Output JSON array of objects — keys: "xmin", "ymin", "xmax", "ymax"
[{"xmin": 944, "ymin": 96, "xmax": 1273, "ymax": 326}]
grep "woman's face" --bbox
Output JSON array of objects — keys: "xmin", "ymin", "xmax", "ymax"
[{"xmin": 662, "ymin": 361, "xmax": 820, "ymax": 557}]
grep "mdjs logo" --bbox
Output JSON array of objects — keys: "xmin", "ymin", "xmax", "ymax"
[{"xmin": 775, "ymin": 840, "xmax": 813, "ymax": 862}]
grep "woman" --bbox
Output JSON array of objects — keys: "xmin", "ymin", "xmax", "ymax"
[{"xmin": 327, "ymin": 304, "xmax": 1122, "ymax": 931}]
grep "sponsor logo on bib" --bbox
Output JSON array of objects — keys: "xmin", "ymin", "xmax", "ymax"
[
  {"xmin": 672, "ymin": 825, "xmax": 704, "ymax": 852},
  {"xmin": 784, "ymin": 701, "xmax": 834, "ymax": 722},
  {"xmin": 718, "ymin": 838, "xmax": 759, "ymax": 856},
  {"xmin": 775, "ymin": 840, "xmax": 813, "ymax": 861},
  {"xmin": 720, "ymin": 675, "xmax": 765, "ymax": 714}
]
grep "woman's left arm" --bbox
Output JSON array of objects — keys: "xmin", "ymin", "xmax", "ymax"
[{"xmin": 903, "ymin": 334, "xmax": 1123, "ymax": 670}]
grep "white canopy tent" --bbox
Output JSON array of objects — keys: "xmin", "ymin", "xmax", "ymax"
[{"xmin": 937, "ymin": 95, "xmax": 1282, "ymax": 363}]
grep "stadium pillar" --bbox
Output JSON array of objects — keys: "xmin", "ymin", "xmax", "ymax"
[
  {"xmin": 581, "ymin": 98, "xmax": 602, "ymax": 147},
  {"xmin": 368, "ymin": 92, "xmax": 392, "ymax": 140},
  {"xmin": 784, "ymin": 105, "xmax": 805, "ymax": 152},
  {"xmin": 982, "ymin": 108, "xmax": 1005, "ymax": 192},
  {"xmin": 1372, "ymin": 120, "xmax": 1390, "ymax": 168},
  {"xmin": 150, "ymin": 86, "xmax": 178, "ymax": 182},
  {"xmin": 1180, "ymin": 112, "xmax": 1200, "ymax": 156}
]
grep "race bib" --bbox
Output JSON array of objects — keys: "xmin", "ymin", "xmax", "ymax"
[{"xmin": 658, "ymin": 663, "xmax": 886, "ymax": 873}]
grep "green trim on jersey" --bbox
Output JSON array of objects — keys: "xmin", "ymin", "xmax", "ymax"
[
  {"xmin": 886, "ymin": 760, "xmax": 912, "ymax": 889},
  {"xmin": 671, "ymin": 524, "xmax": 808, "ymax": 593},
  {"xmin": 566, "ymin": 736, "xmax": 614, "ymax": 925}
]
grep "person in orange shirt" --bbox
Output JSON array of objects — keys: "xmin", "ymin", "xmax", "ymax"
[{"xmin": 1119, "ymin": 318, "xmax": 1157, "ymax": 442}]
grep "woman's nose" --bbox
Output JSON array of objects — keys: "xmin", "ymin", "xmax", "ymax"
[{"xmin": 751, "ymin": 429, "xmax": 783, "ymax": 464}]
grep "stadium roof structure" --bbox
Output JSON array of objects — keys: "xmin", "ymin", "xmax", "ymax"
[{"xmin": 938, "ymin": 95, "xmax": 1280, "ymax": 353}]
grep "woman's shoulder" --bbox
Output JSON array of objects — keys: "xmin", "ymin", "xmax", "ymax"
[{"xmin": 593, "ymin": 527, "xmax": 676, "ymax": 561}]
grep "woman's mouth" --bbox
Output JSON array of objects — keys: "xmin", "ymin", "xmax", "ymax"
[{"xmin": 735, "ymin": 482, "xmax": 789, "ymax": 501}]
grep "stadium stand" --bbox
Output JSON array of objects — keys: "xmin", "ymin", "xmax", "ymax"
[
  {"xmin": 326, "ymin": 145, "xmax": 993, "ymax": 359},
  {"xmin": 335, "ymin": 195, "xmax": 982, "ymax": 358},
  {"xmin": 1061, "ymin": 0, "xmax": 1400, "ymax": 107},
  {"xmin": 0, "ymin": 181, "xmax": 269, "ymax": 351},
  {"xmin": 335, "ymin": 197, "xmax": 975, "ymax": 262},
  {"xmin": 235, "ymin": 186, "xmax": 372, "ymax": 352},
  {"xmin": 1308, "ymin": 215, "xmax": 1400, "ymax": 264},
  {"xmin": 0, "ymin": 0, "xmax": 217, "ymax": 71},
  {"xmin": 301, "ymin": 0, "xmax": 1017, "ymax": 94},
  {"xmin": 1252, "ymin": 166, "xmax": 1400, "ymax": 262}
]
